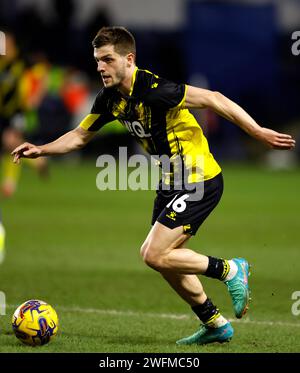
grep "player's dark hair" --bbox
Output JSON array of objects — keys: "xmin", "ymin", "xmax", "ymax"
[{"xmin": 92, "ymin": 26, "xmax": 136, "ymax": 56}]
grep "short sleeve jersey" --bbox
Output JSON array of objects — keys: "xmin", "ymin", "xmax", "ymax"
[{"xmin": 80, "ymin": 67, "xmax": 221, "ymax": 182}]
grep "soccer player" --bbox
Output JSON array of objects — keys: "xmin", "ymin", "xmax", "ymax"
[
  {"xmin": 0, "ymin": 31, "xmax": 25, "ymax": 197},
  {"xmin": 11, "ymin": 27, "xmax": 296, "ymax": 345}
]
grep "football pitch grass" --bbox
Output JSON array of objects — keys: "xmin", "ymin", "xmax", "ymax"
[{"xmin": 0, "ymin": 159, "xmax": 299, "ymax": 353}]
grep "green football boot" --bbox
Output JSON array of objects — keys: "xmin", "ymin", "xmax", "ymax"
[
  {"xmin": 176, "ymin": 322, "xmax": 234, "ymax": 345},
  {"xmin": 224, "ymin": 258, "xmax": 250, "ymax": 318}
]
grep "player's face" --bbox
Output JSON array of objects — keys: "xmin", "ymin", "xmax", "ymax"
[{"xmin": 94, "ymin": 45, "xmax": 128, "ymax": 88}]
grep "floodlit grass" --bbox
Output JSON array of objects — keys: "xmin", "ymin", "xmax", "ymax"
[{"xmin": 0, "ymin": 159, "xmax": 299, "ymax": 353}]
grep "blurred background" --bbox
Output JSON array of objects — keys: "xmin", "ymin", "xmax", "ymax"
[
  {"xmin": 0, "ymin": 0, "xmax": 300, "ymax": 353},
  {"xmin": 1, "ymin": 0, "xmax": 300, "ymax": 176}
]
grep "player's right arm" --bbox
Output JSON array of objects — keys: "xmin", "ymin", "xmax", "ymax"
[{"xmin": 11, "ymin": 126, "xmax": 95, "ymax": 164}]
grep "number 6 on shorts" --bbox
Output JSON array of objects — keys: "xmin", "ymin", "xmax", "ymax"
[{"xmin": 166, "ymin": 194, "xmax": 190, "ymax": 213}]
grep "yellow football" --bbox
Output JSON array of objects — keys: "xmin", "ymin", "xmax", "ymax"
[{"xmin": 12, "ymin": 299, "xmax": 59, "ymax": 346}]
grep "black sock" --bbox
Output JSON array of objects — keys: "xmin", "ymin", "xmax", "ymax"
[
  {"xmin": 192, "ymin": 298, "xmax": 219, "ymax": 324},
  {"xmin": 205, "ymin": 256, "xmax": 229, "ymax": 280}
]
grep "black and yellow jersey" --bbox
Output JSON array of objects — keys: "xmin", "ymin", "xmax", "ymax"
[
  {"xmin": 0, "ymin": 54, "xmax": 25, "ymax": 126},
  {"xmin": 80, "ymin": 67, "xmax": 221, "ymax": 182}
]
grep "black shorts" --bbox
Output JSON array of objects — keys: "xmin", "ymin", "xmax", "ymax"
[{"xmin": 151, "ymin": 172, "xmax": 224, "ymax": 235}]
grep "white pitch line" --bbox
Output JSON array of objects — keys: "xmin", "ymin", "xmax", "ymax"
[
  {"xmin": 58, "ymin": 306, "xmax": 190, "ymax": 320},
  {"xmin": 6, "ymin": 304, "xmax": 300, "ymax": 328}
]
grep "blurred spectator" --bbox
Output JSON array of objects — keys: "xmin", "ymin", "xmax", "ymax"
[
  {"xmin": 0, "ymin": 30, "xmax": 26, "ymax": 196},
  {"xmin": 21, "ymin": 56, "xmax": 74, "ymax": 149},
  {"xmin": 0, "ymin": 31, "xmax": 75, "ymax": 197}
]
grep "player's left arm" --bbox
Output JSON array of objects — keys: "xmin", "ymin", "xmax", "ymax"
[{"xmin": 184, "ymin": 85, "xmax": 296, "ymax": 150}]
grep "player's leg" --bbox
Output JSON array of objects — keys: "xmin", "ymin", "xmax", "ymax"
[
  {"xmin": 145, "ymin": 173, "xmax": 250, "ymax": 328},
  {"xmin": 159, "ymin": 236, "xmax": 207, "ymax": 305},
  {"xmin": 141, "ymin": 222, "xmax": 208, "ymax": 273},
  {"xmin": 141, "ymin": 221, "xmax": 229, "ymax": 276},
  {"xmin": 141, "ymin": 224, "xmax": 234, "ymax": 344},
  {"xmin": 1, "ymin": 127, "xmax": 23, "ymax": 197},
  {"xmin": 142, "ymin": 221, "xmax": 250, "ymax": 319},
  {"xmin": 143, "ymin": 233, "xmax": 208, "ymax": 305},
  {"xmin": 160, "ymin": 236, "xmax": 233, "ymax": 344}
]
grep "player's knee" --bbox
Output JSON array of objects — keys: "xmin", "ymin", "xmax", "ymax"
[
  {"xmin": 140, "ymin": 243, "xmax": 163, "ymax": 270},
  {"xmin": 140, "ymin": 241, "xmax": 148, "ymax": 258}
]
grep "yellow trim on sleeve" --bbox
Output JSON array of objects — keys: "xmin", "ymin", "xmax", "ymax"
[
  {"xmin": 129, "ymin": 66, "xmax": 138, "ymax": 96},
  {"xmin": 79, "ymin": 114, "xmax": 101, "ymax": 131},
  {"xmin": 176, "ymin": 84, "xmax": 187, "ymax": 108}
]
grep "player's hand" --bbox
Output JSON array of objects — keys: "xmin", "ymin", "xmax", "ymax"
[
  {"xmin": 11, "ymin": 142, "xmax": 42, "ymax": 164},
  {"xmin": 256, "ymin": 127, "xmax": 296, "ymax": 150}
]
